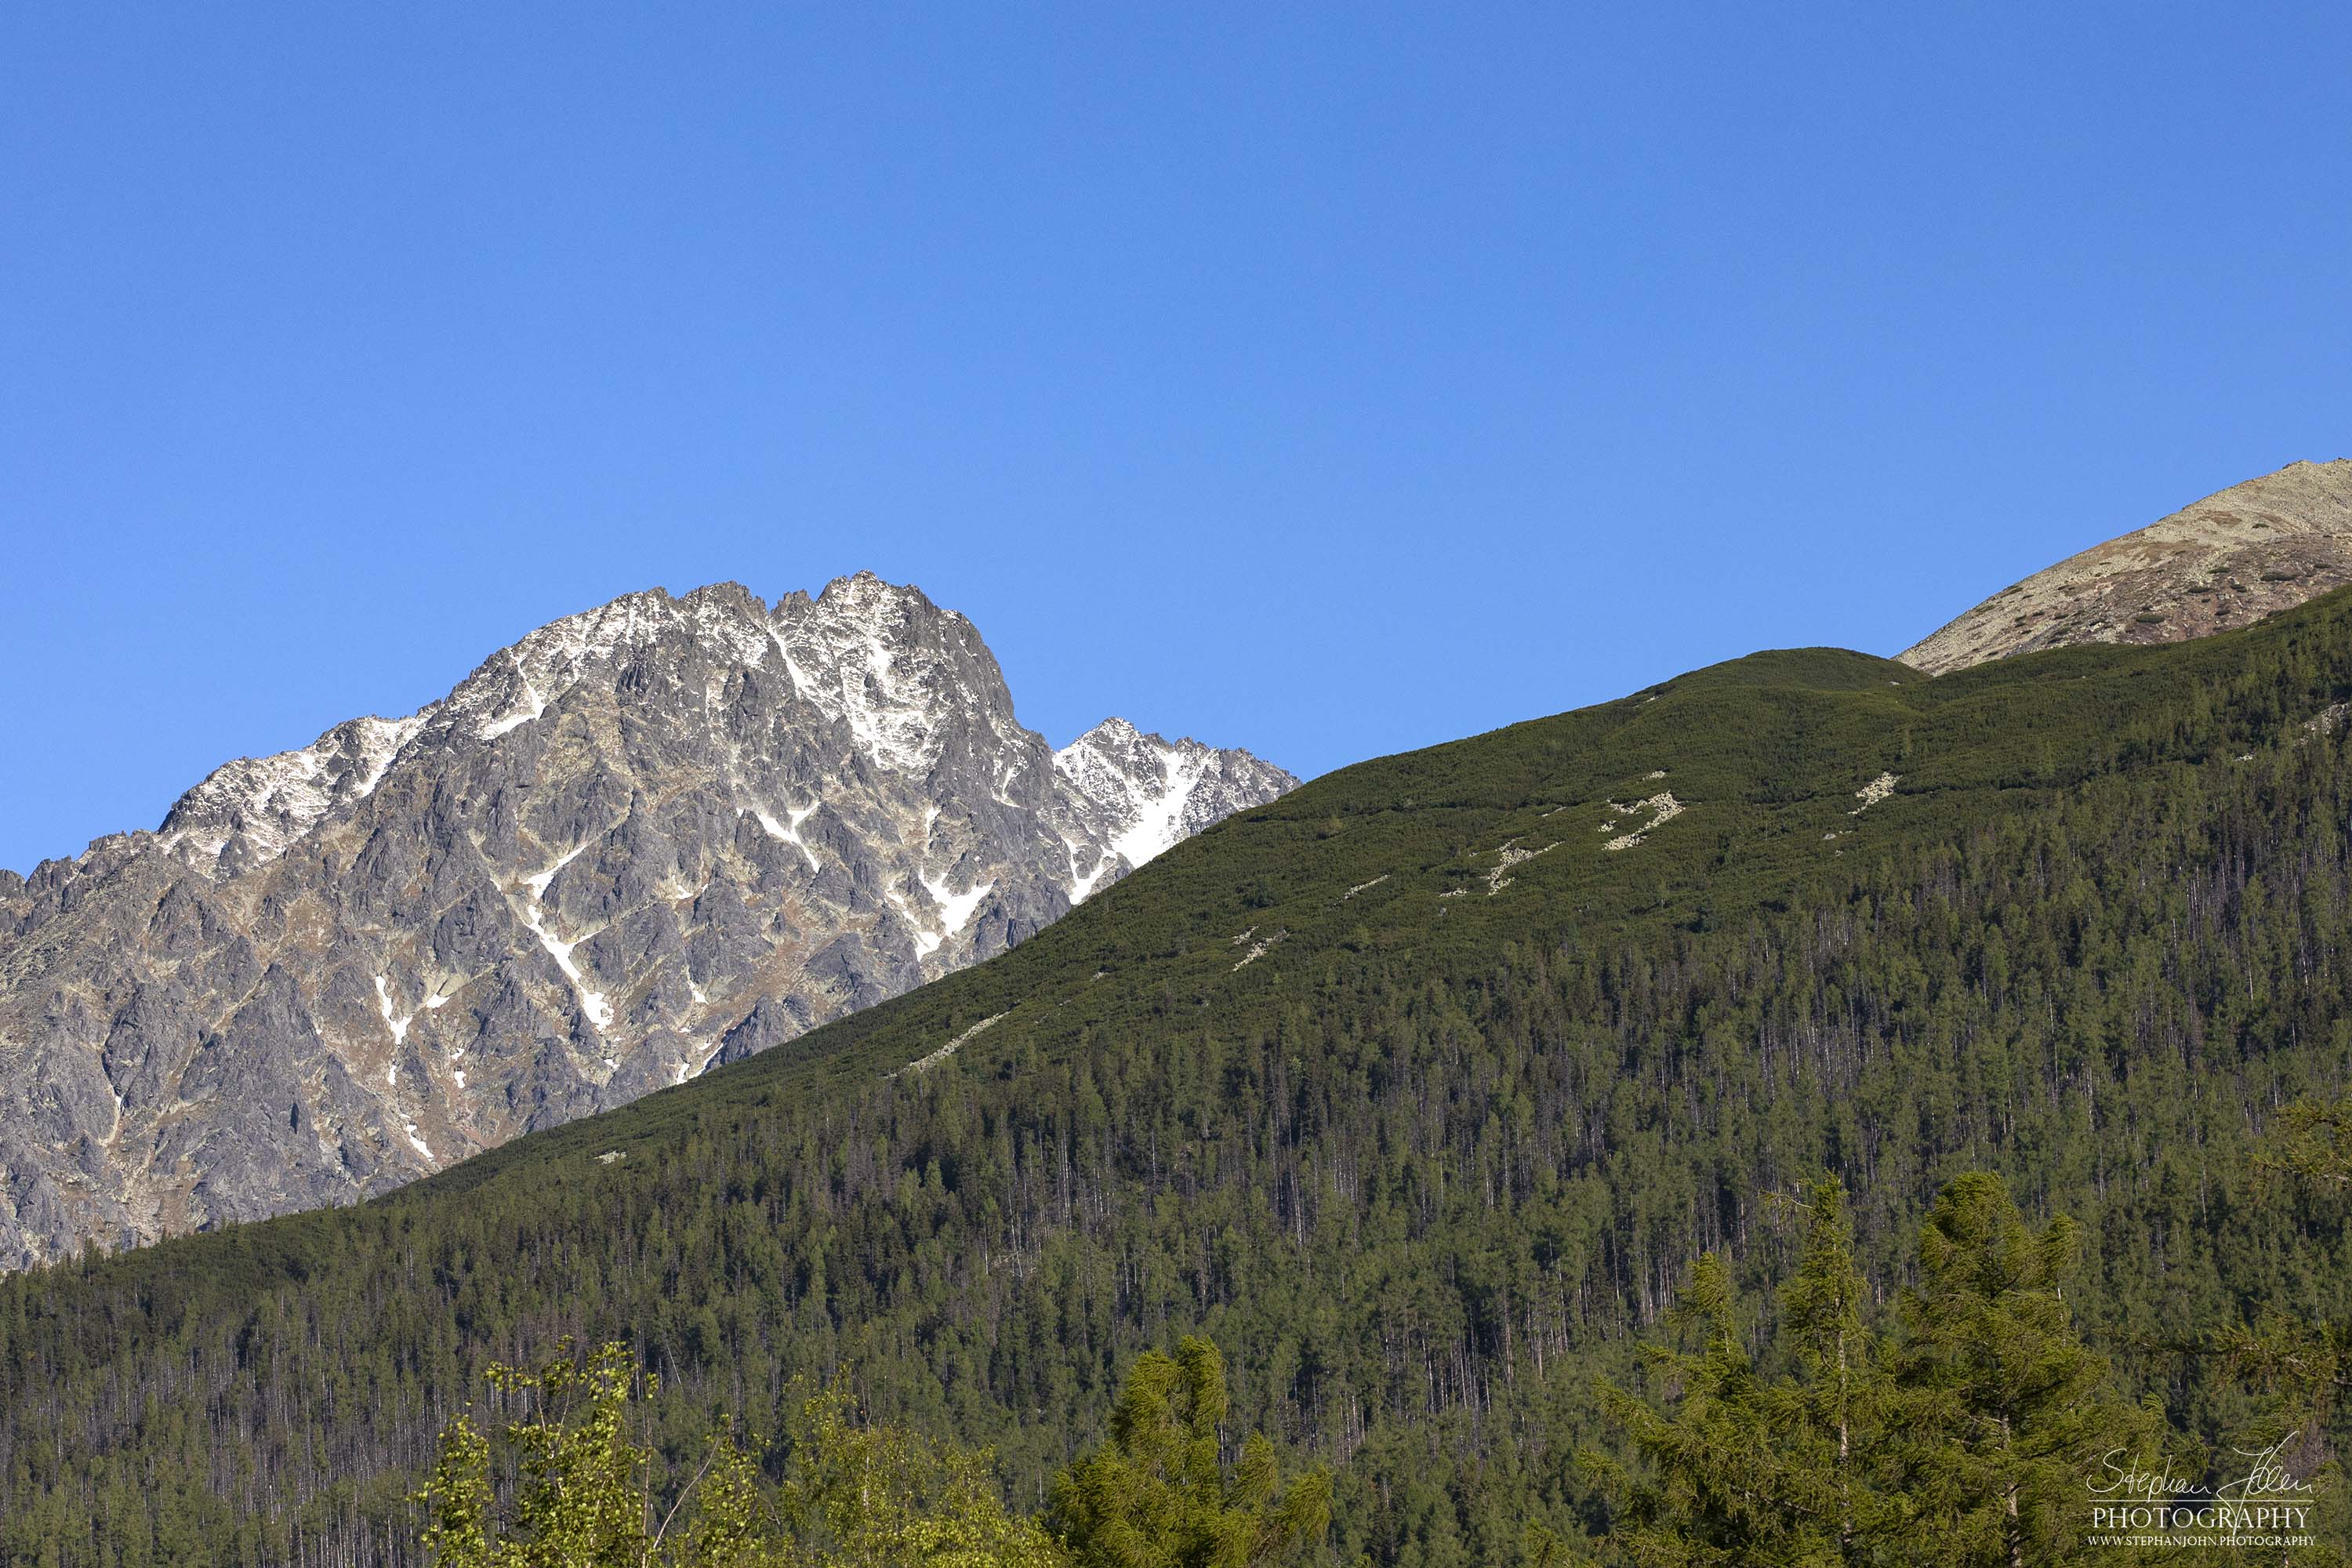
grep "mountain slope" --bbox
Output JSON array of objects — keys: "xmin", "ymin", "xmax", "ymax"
[
  {"xmin": 5, "ymin": 601, "xmax": 2352, "ymax": 1563},
  {"xmin": 0, "ymin": 575, "xmax": 1294, "ymax": 1269},
  {"xmin": 1899, "ymin": 457, "xmax": 2352, "ymax": 673}
]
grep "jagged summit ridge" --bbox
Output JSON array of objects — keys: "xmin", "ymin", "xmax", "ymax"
[
  {"xmin": 1054, "ymin": 717, "xmax": 1295, "ymax": 890},
  {"xmin": 159, "ymin": 713, "xmax": 428, "ymax": 872},
  {"xmin": 153, "ymin": 575, "xmax": 1028, "ymax": 878},
  {"xmin": 1900, "ymin": 459, "xmax": 2352, "ymax": 675},
  {"xmin": 0, "ymin": 574, "xmax": 1296, "ymax": 1269}
]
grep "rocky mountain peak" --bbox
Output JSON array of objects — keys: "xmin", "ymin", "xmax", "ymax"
[
  {"xmin": 152, "ymin": 575, "xmax": 1029, "ymax": 880},
  {"xmin": 0, "ymin": 575, "xmax": 1296, "ymax": 1269},
  {"xmin": 1900, "ymin": 459, "xmax": 2352, "ymax": 676},
  {"xmin": 1054, "ymin": 718, "xmax": 1297, "ymax": 887},
  {"xmin": 771, "ymin": 574, "xmax": 1016, "ymax": 778},
  {"xmin": 159, "ymin": 712, "xmax": 429, "ymax": 873}
]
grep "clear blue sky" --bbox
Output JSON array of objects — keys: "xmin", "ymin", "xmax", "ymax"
[{"xmin": 5, "ymin": 5, "xmax": 2347, "ymax": 873}]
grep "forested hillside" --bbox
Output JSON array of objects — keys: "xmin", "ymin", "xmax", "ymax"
[{"xmin": 6, "ymin": 594, "xmax": 2352, "ymax": 1566}]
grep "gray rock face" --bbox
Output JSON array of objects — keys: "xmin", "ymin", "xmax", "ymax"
[
  {"xmin": 1900, "ymin": 459, "xmax": 2352, "ymax": 675},
  {"xmin": 0, "ymin": 575, "xmax": 1296, "ymax": 1269}
]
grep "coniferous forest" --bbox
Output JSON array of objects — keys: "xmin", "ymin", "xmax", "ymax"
[{"xmin": 8, "ymin": 590, "xmax": 2352, "ymax": 1564}]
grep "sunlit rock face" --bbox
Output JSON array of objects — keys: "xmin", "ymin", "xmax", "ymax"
[{"xmin": 0, "ymin": 574, "xmax": 1295, "ymax": 1269}]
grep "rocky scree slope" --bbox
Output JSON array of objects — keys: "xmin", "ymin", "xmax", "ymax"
[
  {"xmin": 0, "ymin": 574, "xmax": 1294, "ymax": 1269},
  {"xmin": 1899, "ymin": 458, "xmax": 2352, "ymax": 674}
]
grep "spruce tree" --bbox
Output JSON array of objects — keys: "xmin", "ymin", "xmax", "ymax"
[
  {"xmin": 1051, "ymin": 1337, "xmax": 1332, "ymax": 1568},
  {"xmin": 2190, "ymin": 1094, "xmax": 2352, "ymax": 1563},
  {"xmin": 1780, "ymin": 1184, "xmax": 1889, "ymax": 1557},
  {"xmin": 1886, "ymin": 1174, "xmax": 2156, "ymax": 1568},
  {"xmin": 1595, "ymin": 1182, "xmax": 1893, "ymax": 1566},
  {"xmin": 1599, "ymin": 1176, "xmax": 2161, "ymax": 1566},
  {"xmin": 416, "ymin": 1341, "xmax": 1063, "ymax": 1566}
]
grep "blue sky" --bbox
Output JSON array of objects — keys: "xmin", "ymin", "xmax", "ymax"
[{"xmin": 4, "ymin": 5, "xmax": 2347, "ymax": 873}]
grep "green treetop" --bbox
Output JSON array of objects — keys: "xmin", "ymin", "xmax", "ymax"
[
  {"xmin": 1051, "ymin": 1337, "xmax": 1332, "ymax": 1568},
  {"xmin": 1600, "ymin": 1174, "xmax": 2164, "ymax": 1567}
]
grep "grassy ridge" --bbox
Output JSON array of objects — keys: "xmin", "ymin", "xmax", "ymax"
[{"xmin": 5, "ymin": 606, "xmax": 2352, "ymax": 1564}]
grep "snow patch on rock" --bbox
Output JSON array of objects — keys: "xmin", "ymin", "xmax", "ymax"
[
  {"xmin": 373, "ymin": 975, "xmax": 412, "ymax": 1046},
  {"xmin": 1052, "ymin": 717, "xmax": 1297, "ymax": 902},
  {"xmin": 922, "ymin": 873, "xmax": 994, "ymax": 941},
  {"xmin": 160, "ymin": 712, "xmax": 430, "ymax": 872}
]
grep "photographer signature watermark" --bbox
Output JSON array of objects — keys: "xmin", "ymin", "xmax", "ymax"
[{"xmin": 2085, "ymin": 1434, "xmax": 2320, "ymax": 1550}]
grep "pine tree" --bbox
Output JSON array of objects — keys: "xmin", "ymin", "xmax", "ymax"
[
  {"xmin": 1595, "ymin": 1182, "xmax": 1893, "ymax": 1566},
  {"xmin": 2267, "ymin": 1095, "xmax": 2352, "ymax": 1197},
  {"xmin": 1886, "ymin": 1174, "xmax": 2157, "ymax": 1568},
  {"xmin": 1051, "ymin": 1337, "xmax": 1332, "ymax": 1568},
  {"xmin": 416, "ymin": 1341, "xmax": 1062, "ymax": 1566},
  {"xmin": 773, "ymin": 1387, "xmax": 1066, "ymax": 1568},
  {"xmin": 2186, "ymin": 1095, "xmax": 2352, "ymax": 1563},
  {"xmin": 1780, "ymin": 1184, "xmax": 1886, "ymax": 1558},
  {"xmin": 1599, "ymin": 1176, "xmax": 2161, "ymax": 1566}
]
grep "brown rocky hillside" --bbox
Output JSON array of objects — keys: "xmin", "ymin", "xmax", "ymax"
[{"xmin": 1900, "ymin": 458, "xmax": 2352, "ymax": 675}]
